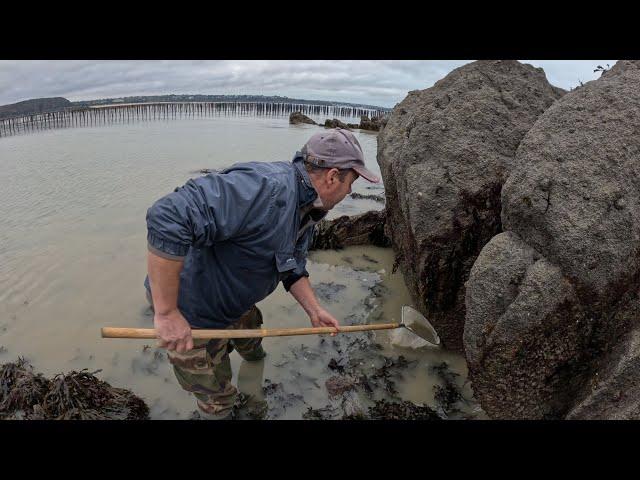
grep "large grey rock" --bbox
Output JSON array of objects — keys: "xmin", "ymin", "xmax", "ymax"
[
  {"xmin": 465, "ymin": 60, "xmax": 640, "ymax": 418},
  {"xmin": 377, "ymin": 60, "xmax": 564, "ymax": 351},
  {"xmin": 464, "ymin": 232, "xmax": 593, "ymax": 418},
  {"xmin": 502, "ymin": 60, "xmax": 640, "ymax": 300}
]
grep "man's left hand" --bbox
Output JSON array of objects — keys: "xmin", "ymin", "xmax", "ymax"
[{"xmin": 310, "ymin": 307, "xmax": 340, "ymax": 336}]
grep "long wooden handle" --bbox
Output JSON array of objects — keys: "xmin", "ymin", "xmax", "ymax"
[{"xmin": 101, "ymin": 323, "xmax": 401, "ymax": 339}]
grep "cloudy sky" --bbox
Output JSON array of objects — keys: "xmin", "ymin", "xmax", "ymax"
[{"xmin": 0, "ymin": 60, "xmax": 616, "ymax": 108}]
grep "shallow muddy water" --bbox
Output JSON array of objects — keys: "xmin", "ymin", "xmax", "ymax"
[{"xmin": 0, "ymin": 114, "xmax": 485, "ymax": 419}]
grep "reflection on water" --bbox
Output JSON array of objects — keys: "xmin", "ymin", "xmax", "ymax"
[{"xmin": 0, "ymin": 115, "xmax": 485, "ymax": 419}]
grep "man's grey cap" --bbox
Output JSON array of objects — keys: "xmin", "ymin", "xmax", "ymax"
[{"xmin": 301, "ymin": 128, "xmax": 381, "ymax": 183}]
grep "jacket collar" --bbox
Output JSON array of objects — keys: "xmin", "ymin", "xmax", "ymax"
[{"xmin": 292, "ymin": 152, "xmax": 320, "ymax": 210}]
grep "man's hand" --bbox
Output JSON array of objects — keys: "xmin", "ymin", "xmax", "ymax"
[
  {"xmin": 154, "ymin": 308, "xmax": 194, "ymax": 352},
  {"xmin": 309, "ymin": 307, "xmax": 340, "ymax": 336},
  {"xmin": 147, "ymin": 251, "xmax": 192, "ymax": 352},
  {"xmin": 288, "ymin": 277, "xmax": 340, "ymax": 336}
]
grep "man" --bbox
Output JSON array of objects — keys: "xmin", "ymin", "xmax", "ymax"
[{"xmin": 144, "ymin": 128, "xmax": 380, "ymax": 419}]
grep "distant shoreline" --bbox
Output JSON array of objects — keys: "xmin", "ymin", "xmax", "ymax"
[
  {"xmin": 73, "ymin": 94, "xmax": 391, "ymax": 112},
  {"xmin": 0, "ymin": 95, "xmax": 391, "ymax": 122},
  {"xmin": 0, "ymin": 101, "xmax": 385, "ymax": 138},
  {"xmin": 87, "ymin": 101, "xmax": 388, "ymax": 110}
]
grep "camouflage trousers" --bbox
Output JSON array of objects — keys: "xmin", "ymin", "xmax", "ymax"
[{"xmin": 145, "ymin": 290, "xmax": 265, "ymax": 419}]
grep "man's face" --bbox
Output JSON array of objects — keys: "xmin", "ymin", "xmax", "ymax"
[{"xmin": 317, "ymin": 168, "xmax": 360, "ymax": 210}]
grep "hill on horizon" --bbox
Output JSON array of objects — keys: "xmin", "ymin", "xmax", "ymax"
[{"xmin": 0, "ymin": 97, "xmax": 71, "ymax": 120}]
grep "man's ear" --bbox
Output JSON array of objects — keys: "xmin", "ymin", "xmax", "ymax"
[{"xmin": 327, "ymin": 168, "xmax": 340, "ymax": 185}]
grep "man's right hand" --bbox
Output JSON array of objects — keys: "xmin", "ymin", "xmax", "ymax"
[{"xmin": 154, "ymin": 309, "xmax": 194, "ymax": 353}]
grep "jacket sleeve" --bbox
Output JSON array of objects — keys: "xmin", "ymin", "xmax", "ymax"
[
  {"xmin": 281, "ymin": 227, "xmax": 313, "ymax": 292},
  {"xmin": 282, "ymin": 263, "xmax": 310, "ymax": 292},
  {"xmin": 146, "ymin": 170, "xmax": 276, "ymax": 260}
]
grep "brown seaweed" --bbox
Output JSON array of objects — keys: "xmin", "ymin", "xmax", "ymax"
[{"xmin": 0, "ymin": 359, "xmax": 149, "ymax": 420}]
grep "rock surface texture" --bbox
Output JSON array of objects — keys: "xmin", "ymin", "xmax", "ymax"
[
  {"xmin": 464, "ymin": 60, "xmax": 640, "ymax": 418},
  {"xmin": 377, "ymin": 60, "xmax": 565, "ymax": 352}
]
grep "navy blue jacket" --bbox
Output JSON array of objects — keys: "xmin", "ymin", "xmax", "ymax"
[{"xmin": 144, "ymin": 153, "xmax": 325, "ymax": 329}]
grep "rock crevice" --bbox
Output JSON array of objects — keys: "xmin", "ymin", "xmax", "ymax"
[{"xmin": 377, "ymin": 60, "xmax": 565, "ymax": 351}]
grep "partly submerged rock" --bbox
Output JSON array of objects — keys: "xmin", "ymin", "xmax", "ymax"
[
  {"xmin": 310, "ymin": 210, "xmax": 390, "ymax": 250},
  {"xmin": 377, "ymin": 60, "xmax": 565, "ymax": 351},
  {"xmin": 358, "ymin": 115, "xmax": 386, "ymax": 131},
  {"xmin": 323, "ymin": 118, "xmax": 351, "ymax": 130},
  {"xmin": 289, "ymin": 111, "xmax": 317, "ymax": 125}
]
